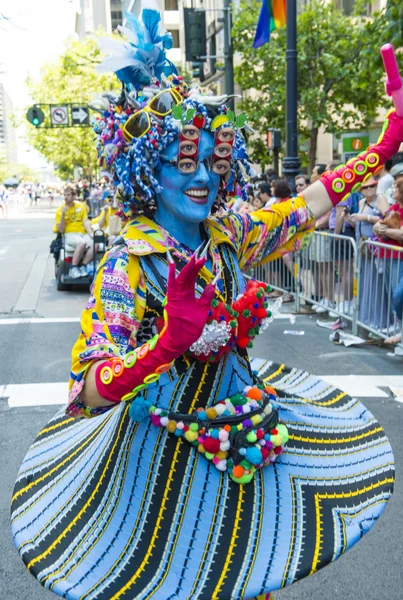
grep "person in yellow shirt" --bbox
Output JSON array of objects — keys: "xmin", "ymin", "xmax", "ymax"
[
  {"xmin": 91, "ymin": 193, "xmax": 122, "ymax": 246},
  {"xmin": 54, "ymin": 184, "xmax": 94, "ymax": 278}
]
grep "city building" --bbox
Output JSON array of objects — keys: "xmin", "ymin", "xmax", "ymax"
[
  {"xmin": 78, "ymin": 0, "xmax": 392, "ymax": 168},
  {"xmin": 0, "ymin": 83, "xmax": 18, "ymax": 164},
  {"xmin": 122, "ymin": 0, "xmax": 182, "ymax": 68},
  {"xmin": 75, "ymin": 0, "xmax": 123, "ymax": 38}
]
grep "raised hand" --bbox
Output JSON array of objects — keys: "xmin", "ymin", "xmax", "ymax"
[{"xmin": 164, "ymin": 252, "xmax": 216, "ymax": 356}]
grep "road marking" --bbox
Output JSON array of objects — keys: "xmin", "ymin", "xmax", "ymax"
[
  {"xmin": 2, "ymin": 375, "xmax": 403, "ymax": 408},
  {"xmin": 0, "ymin": 382, "xmax": 67, "ymax": 407},
  {"xmin": 0, "ymin": 317, "xmax": 80, "ymax": 326},
  {"xmin": 0, "ymin": 246, "xmax": 10, "ymax": 260},
  {"xmin": 13, "ymin": 252, "xmax": 49, "ymax": 313},
  {"xmin": 319, "ymin": 375, "xmax": 403, "ymax": 398},
  {"xmin": 0, "ymin": 314, "xmax": 294, "ymax": 326}
]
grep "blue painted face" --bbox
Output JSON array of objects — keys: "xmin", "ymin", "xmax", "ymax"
[{"xmin": 154, "ymin": 130, "xmax": 220, "ymax": 224}]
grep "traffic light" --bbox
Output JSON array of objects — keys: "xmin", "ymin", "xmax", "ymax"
[
  {"xmin": 26, "ymin": 106, "xmax": 45, "ymax": 128},
  {"xmin": 266, "ymin": 128, "xmax": 281, "ymax": 151},
  {"xmin": 192, "ymin": 61, "xmax": 205, "ymax": 83},
  {"xmin": 184, "ymin": 8, "xmax": 206, "ymax": 62}
]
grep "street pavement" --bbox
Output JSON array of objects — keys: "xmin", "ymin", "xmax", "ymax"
[{"xmin": 1, "ymin": 204, "xmax": 403, "ymax": 599}]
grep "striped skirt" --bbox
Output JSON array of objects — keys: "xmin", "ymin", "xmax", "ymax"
[{"xmin": 11, "ymin": 362, "xmax": 394, "ymax": 599}]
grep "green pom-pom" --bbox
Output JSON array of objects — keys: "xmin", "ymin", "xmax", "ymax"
[
  {"xmin": 189, "ymin": 422, "xmax": 199, "ymax": 432},
  {"xmin": 211, "ymin": 299, "xmax": 219, "ymax": 308},
  {"xmin": 263, "ymin": 301, "xmax": 268, "ymax": 308},
  {"xmin": 230, "ymin": 320, "xmax": 237, "ymax": 328},
  {"xmin": 232, "ymin": 393, "xmax": 247, "ymax": 406},
  {"xmin": 276, "ymin": 423, "xmax": 289, "ymax": 444},
  {"xmin": 247, "ymin": 341, "xmax": 254, "ymax": 348},
  {"xmin": 256, "ymin": 291, "xmax": 263, "ymax": 299},
  {"xmin": 230, "ymin": 471, "xmax": 254, "ymax": 484},
  {"xmin": 242, "ymin": 309, "xmax": 251, "ymax": 318}
]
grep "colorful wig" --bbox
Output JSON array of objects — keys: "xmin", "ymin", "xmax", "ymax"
[{"xmin": 92, "ymin": 4, "xmax": 253, "ymax": 218}]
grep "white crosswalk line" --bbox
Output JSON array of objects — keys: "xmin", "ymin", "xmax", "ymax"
[
  {"xmin": 319, "ymin": 375, "xmax": 403, "ymax": 398},
  {"xmin": 0, "ymin": 246, "xmax": 10, "ymax": 260},
  {"xmin": 2, "ymin": 375, "xmax": 403, "ymax": 407},
  {"xmin": 0, "ymin": 382, "xmax": 67, "ymax": 407},
  {"xmin": 0, "ymin": 317, "xmax": 80, "ymax": 326}
]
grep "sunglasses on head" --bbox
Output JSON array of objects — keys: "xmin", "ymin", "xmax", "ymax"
[{"xmin": 122, "ymin": 88, "xmax": 182, "ymax": 142}]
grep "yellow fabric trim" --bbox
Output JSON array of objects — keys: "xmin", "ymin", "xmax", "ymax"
[{"xmin": 121, "ymin": 214, "xmax": 237, "ymax": 256}]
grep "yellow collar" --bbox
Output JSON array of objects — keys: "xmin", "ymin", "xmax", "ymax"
[{"xmin": 121, "ymin": 214, "xmax": 235, "ymax": 256}]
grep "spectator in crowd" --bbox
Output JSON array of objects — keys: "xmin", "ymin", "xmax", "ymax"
[
  {"xmin": 0, "ymin": 184, "xmax": 9, "ymax": 217},
  {"xmin": 257, "ymin": 182, "xmax": 272, "ymax": 207},
  {"xmin": 264, "ymin": 167, "xmax": 277, "ymax": 182},
  {"xmin": 269, "ymin": 179, "xmax": 294, "ymax": 301},
  {"xmin": 251, "ymin": 194, "xmax": 266, "ymax": 211},
  {"xmin": 309, "ymin": 163, "xmax": 336, "ymax": 312},
  {"xmin": 374, "ymin": 178, "xmax": 403, "ymax": 345},
  {"xmin": 91, "ymin": 194, "xmax": 123, "ymax": 246},
  {"xmin": 295, "ymin": 174, "xmax": 310, "ymax": 194},
  {"xmin": 310, "ymin": 163, "xmax": 326, "ymax": 183},
  {"xmin": 390, "ymin": 162, "xmax": 403, "ymax": 182},
  {"xmin": 247, "ymin": 185, "xmax": 255, "ymax": 203},
  {"xmin": 312, "ymin": 160, "xmax": 357, "ymax": 316},
  {"xmin": 332, "ymin": 189, "xmax": 362, "ymax": 315},
  {"xmin": 377, "ymin": 159, "xmax": 394, "ymax": 204},
  {"xmin": 54, "ymin": 184, "xmax": 95, "ymax": 278},
  {"xmin": 349, "ymin": 177, "xmax": 390, "ymax": 329}
]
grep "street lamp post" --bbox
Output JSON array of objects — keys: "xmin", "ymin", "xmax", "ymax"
[
  {"xmin": 224, "ymin": 0, "xmax": 235, "ymax": 106},
  {"xmin": 282, "ymin": 0, "xmax": 301, "ymax": 190}
]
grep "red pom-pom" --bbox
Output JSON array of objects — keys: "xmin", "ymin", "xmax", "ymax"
[
  {"xmin": 271, "ymin": 428, "xmax": 278, "ymax": 435},
  {"xmin": 237, "ymin": 337, "xmax": 250, "ymax": 349},
  {"xmin": 203, "ymin": 437, "xmax": 221, "ymax": 454},
  {"xmin": 261, "ymin": 447, "xmax": 270, "ymax": 460},
  {"xmin": 274, "ymin": 446, "xmax": 283, "ymax": 455},
  {"xmin": 256, "ymin": 429, "xmax": 264, "ymax": 439},
  {"xmin": 256, "ymin": 308, "xmax": 268, "ymax": 319}
]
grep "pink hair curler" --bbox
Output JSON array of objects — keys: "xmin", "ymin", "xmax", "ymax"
[{"xmin": 380, "ymin": 43, "xmax": 403, "ymax": 117}]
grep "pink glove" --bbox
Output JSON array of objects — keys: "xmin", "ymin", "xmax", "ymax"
[
  {"xmin": 320, "ymin": 110, "xmax": 403, "ymax": 206},
  {"xmin": 95, "ymin": 254, "xmax": 216, "ymax": 404}
]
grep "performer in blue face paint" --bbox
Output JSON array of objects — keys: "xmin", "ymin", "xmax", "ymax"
[{"xmin": 11, "ymin": 5, "xmax": 401, "ymax": 599}]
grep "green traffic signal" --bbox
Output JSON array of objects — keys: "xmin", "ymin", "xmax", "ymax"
[{"xmin": 26, "ymin": 106, "xmax": 45, "ymax": 128}]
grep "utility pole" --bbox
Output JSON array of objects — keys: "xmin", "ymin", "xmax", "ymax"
[
  {"xmin": 282, "ymin": 0, "xmax": 301, "ymax": 191},
  {"xmin": 223, "ymin": 0, "xmax": 234, "ymax": 106}
]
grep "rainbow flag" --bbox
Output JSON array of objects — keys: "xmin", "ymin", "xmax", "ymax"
[{"xmin": 253, "ymin": 0, "xmax": 287, "ymax": 48}]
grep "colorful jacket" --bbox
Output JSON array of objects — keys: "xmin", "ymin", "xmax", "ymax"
[{"xmin": 68, "ymin": 198, "xmax": 314, "ymax": 416}]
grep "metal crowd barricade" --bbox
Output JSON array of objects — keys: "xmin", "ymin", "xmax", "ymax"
[
  {"xmin": 356, "ymin": 239, "xmax": 403, "ymax": 345},
  {"xmin": 252, "ymin": 254, "xmax": 297, "ymax": 298},
  {"xmin": 295, "ymin": 231, "xmax": 359, "ymax": 333},
  {"xmin": 247, "ymin": 232, "xmax": 403, "ymax": 348}
]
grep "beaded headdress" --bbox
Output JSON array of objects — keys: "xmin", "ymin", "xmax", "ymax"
[{"xmin": 91, "ymin": 3, "xmax": 253, "ymax": 218}]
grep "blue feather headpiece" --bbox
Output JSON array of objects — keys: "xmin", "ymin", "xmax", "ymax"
[{"xmin": 96, "ymin": 7, "xmax": 177, "ymax": 89}]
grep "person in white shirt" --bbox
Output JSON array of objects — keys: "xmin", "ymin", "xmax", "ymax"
[{"xmin": 377, "ymin": 159, "xmax": 394, "ymax": 204}]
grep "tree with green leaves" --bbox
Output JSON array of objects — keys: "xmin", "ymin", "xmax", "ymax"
[
  {"xmin": 233, "ymin": 0, "xmax": 403, "ymax": 171},
  {"xmin": 25, "ymin": 35, "xmax": 117, "ymax": 180}
]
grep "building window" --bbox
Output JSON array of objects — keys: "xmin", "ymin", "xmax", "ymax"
[
  {"xmin": 168, "ymin": 29, "xmax": 180, "ymax": 48},
  {"xmin": 111, "ymin": 9, "xmax": 123, "ymax": 29},
  {"xmin": 335, "ymin": 0, "xmax": 370, "ymax": 15},
  {"xmin": 165, "ymin": 0, "xmax": 178, "ymax": 10}
]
